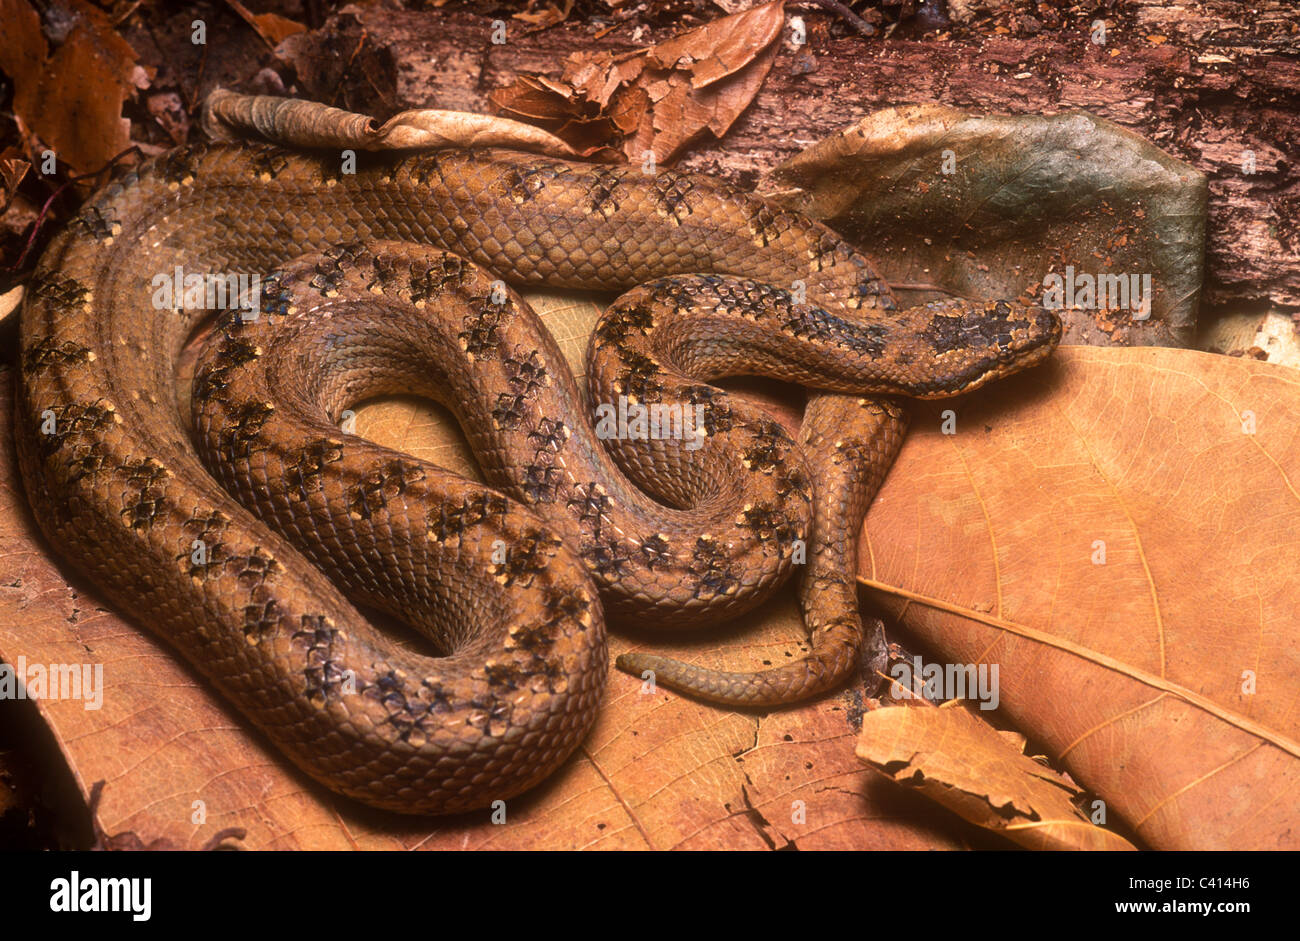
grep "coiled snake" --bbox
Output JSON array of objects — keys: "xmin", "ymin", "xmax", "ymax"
[{"xmin": 16, "ymin": 141, "xmax": 1059, "ymax": 813}]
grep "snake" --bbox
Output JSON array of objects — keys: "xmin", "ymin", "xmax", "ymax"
[{"xmin": 15, "ymin": 138, "xmax": 1059, "ymax": 814}]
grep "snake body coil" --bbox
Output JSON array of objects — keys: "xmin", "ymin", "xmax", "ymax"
[{"xmin": 16, "ymin": 143, "xmax": 1058, "ymax": 813}]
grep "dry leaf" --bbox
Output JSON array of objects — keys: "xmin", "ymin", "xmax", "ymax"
[
  {"xmin": 857, "ymin": 702, "xmax": 1137, "ymax": 850},
  {"xmin": 646, "ymin": 0, "xmax": 785, "ymax": 89},
  {"xmin": 761, "ymin": 105, "xmax": 1207, "ymax": 347},
  {"xmin": 489, "ymin": 75, "xmax": 588, "ymax": 124},
  {"xmin": 1, "ymin": 0, "xmax": 148, "ymax": 179},
  {"xmin": 856, "ymin": 345, "xmax": 1300, "ymax": 850},
  {"xmin": 513, "ymin": 0, "xmax": 576, "ymax": 32},
  {"xmin": 491, "ymin": 1, "xmax": 784, "ymax": 162},
  {"xmin": 0, "ymin": 146, "xmax": 31, "ymax": 212},
  {"xmin": 0, "ymin": 0, "xmax": 48, "ymax": 110},
  {"xmin": 224, "ymin": 0, "xmax": 306, "ymax": 48},
  {"xmin": 487, "ymin": 77, "xmax": 621, "ymax": 158}
]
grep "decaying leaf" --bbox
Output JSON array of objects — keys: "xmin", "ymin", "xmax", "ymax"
[
  {"xmin": 490, "ymin": 0, "xmax": 785, "ymax": 162},
  {"xmin": 760, "ymin": 105, "xmax": 1207, "ymax": 347},
  {"xmin": 857, "ymin": 701, "xmax": 1137, "ymax": 850},
  {"xmin": 856, "ymin": 345, "xmax": 1300, "ymax": 850}
]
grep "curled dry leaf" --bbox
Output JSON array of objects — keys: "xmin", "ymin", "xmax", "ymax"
[
  {"xmin": 857, "ymin": 701, "xmax": 1137, "ymax": 850},
  {"xmin": 490, "ymin": 0, "xmax": 785, "ymax": 162},
  {"xmin": 760, "ymin": 105, "xmax": 1207, "ymax": 347},
  {"xmin": 203, "ymin": 89, "xmax": 580, "ymax": 156},
  {"xmin": 857, "ymin": 346, "xmax": 1300, "ymax": 850}
]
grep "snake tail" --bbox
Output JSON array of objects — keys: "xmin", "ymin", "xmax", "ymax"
[{"xmin": 616, "ymin": 397, "xmax": 910, "ymax": 705}]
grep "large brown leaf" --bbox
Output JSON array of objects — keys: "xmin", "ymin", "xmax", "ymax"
[{"xmin": 856, "ymin": 345, "xmax": 1300, "ymax": 850}]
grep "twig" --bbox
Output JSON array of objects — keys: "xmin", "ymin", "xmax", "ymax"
[{"xmin": 793, "ymin": 0, "xmax": 876, "ymax": 37}]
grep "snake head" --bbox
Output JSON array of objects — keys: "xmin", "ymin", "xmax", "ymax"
[{"xmin": 887, "ymin": 298, "xmax": 1062, "ymax": 398}]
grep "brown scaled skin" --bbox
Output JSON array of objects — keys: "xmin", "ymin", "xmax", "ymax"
[
  {"xmin": 590, "ymin": 283, "xmax": 1057, "ymax": 706},
  {"xmin": 616, "ymin": 395, "xmax": 909, "ymax": 705},
  {"xmin": 16, "ymin": 142, "xmax": 1059, "ymax": 812}
]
